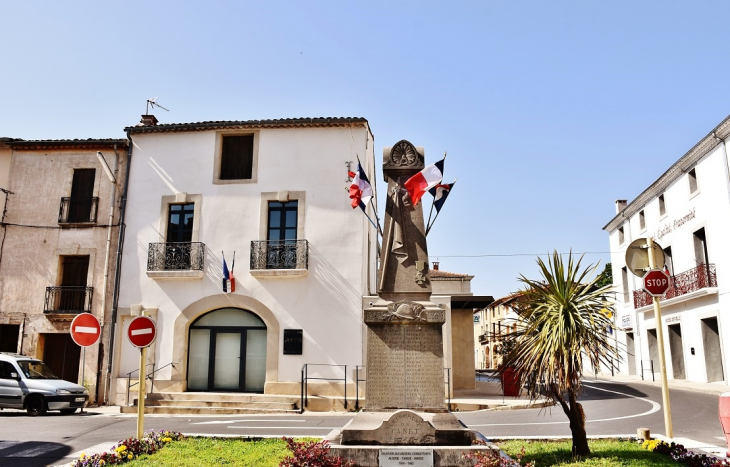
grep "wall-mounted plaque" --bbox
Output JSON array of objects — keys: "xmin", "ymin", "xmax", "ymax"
[
  {"xmin": 283, "ymin": 329, "xmax": 303, "ymax": 355},
  {"xmin": 379, "ymin": 449, "xmax": 433, "ymax": 467}
]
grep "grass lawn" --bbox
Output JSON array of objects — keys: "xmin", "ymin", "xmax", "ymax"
[
  {"xmin": 497, "ymin": 439, "xmax": 684, "ymax": 467},
  {"xmin": 124, "ymin": 437, "xmax": 290, "ymax": 467}
]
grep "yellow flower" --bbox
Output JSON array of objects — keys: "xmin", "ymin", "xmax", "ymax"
[
  {"xmin": 128, "ymin": 454, "xmax": 133, "ymax": 459},
  {"xmin": 80, "ymin": 453, "xmax": 86, "ymax": 458},
  {"xmin": 115, "ymin": 445, "xmax": 127, "ymax": 453},
  {"xmin": 163, "ymin": 437, "xmax": 172, "ymax": 443}
]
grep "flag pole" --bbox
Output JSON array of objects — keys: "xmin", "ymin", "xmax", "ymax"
[
  {"xmin": 426, "ymin": 177, "xmax": 456, "ymax": 236},
  {"xmin": 425, "ymin": 151, "xmax": 446, "ymax": 234},
  {"xmin": 355, "ymin": 154, "xmax": 384, "ymax": 237}
]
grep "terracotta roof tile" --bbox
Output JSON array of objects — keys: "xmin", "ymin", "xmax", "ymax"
[{"xmin": 126, "ymin": 117, "xmax": 369, "ymax": 134}]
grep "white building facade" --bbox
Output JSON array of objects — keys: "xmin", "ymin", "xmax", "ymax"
[
  {"xmin": 604, "ymin": 115, "xmax": 730, "ymax": 385},
  {"xmin": 110, "ymin": 117, "xmax": 377, "ymax": 404}
]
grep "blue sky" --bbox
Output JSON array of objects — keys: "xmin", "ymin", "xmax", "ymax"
[{"xmin": 2, "ymin": 1, "xmax": 730, "ymax": 298}]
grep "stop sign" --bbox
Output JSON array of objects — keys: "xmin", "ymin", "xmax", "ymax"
[
  {"xmin": 643, "ymin": 269, "xmax": 671, "ymax": 296},
  {"xmin": 70, "ymin": 313, "xmax": 101, "ymax": 347},
  {"xmin": 127, "ymin": 316, "xmax": 157, "ymax": 348}
]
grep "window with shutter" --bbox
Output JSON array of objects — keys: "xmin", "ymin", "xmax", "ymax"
[{"xmin": 220, "ymin": 135, "xmax": 254, "ymax": 180}]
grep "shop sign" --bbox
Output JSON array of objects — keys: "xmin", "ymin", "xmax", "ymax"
[
  {"xmin": 656, "ymin": 207, "xmax": 696, "ymax": 241},
  {"xmin": 666, "ymin": 316, "xmax": 681, "ymax": 324},
  {"xmin": 621, "ymin": 315, "xmax": 631, "ymax": 328}
]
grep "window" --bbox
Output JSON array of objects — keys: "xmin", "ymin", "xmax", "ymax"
[
  {"xmin": 220, "ymin": 135, "xmax": 254, "ymax": 180},
  {"xmin": 618, "ymin": 226, "xmax": 625, "ymax": 245},
  {"xmin": 62, "ymin": 168, "xmax": 97, "ymax": 224},
  {"xmin": 693, "ymin": 228, "xmax": 708, "ymax": 265},
  {"xmin": 0, "ymin": 361, "xmax": 17, "ymax": 379},
  {"xmin": 266, "ymin": 201, "xmax": 298, "ymax": 269},
  {"xmin": 688, "ymin": 168, "xmax": 698, "ymax": 194},
  {"xmin": 659, "ymin": 194, "xmax": 666, "ymax": 216},
  {"xmin": 639, "ymin": 210, "xmax": 645, "ymax": 231},
  {"xmin": 663, "ymin": 246, "xmax": 673, "ymax": 275},
  {"xmin": 167, "ymin": 203, "xmax": 195, "ymax": 243},
  {"xmin": 622, "ymin": 266, "xmax": 629, "ymax": 302}
]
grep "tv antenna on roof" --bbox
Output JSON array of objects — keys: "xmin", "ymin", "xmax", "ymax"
[{"xmin": 146, "ymin": 97, "xmax": 170, "ymax": 114}]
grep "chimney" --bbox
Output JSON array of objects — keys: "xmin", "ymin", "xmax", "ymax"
[
  {"xmin": 140, "ymin": 114, "xmax": 159, "ymax": 126},
  {"xmin": 615, "ymin": 199, "xmax": 627, "ymax": 214},
  {"xmin": 432, "ymin": 261, "xmax": 439, "ymax": 271}
]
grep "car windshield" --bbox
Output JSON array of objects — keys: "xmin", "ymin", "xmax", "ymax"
[{"xmin": 17, "ymin": 360, "xmax": 58, "ymax": 380}]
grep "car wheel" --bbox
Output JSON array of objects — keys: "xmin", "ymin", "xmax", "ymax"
[
  {"xmin": 60, "ymin": 408, "xmax": 78, "ymax": 415},
  {"xmin": 26, "ymin": 395, "xmax": 47, "ymax": 416}
]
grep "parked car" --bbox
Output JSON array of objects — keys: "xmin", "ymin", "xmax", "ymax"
[{"xmin": 0, "ymin": 352, "xmax": 88, "ymax": 416}]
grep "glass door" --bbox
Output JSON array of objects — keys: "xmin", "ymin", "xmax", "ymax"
[{"xmin": 212, "ymin": 332, "xmax": 242, "ymax": 391}]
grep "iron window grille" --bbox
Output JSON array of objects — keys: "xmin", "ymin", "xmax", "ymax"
[
  {"xmin": 147, "ymin": 242, "xmax": 205, "ymax": 271},
  {"xmin": 58, "ymin": 197, "xmax": 99, "ymax": 224},
  {"xmin": 44, "ymin": 286, "xmax": 93, "ymax": 314},
  {"xmin": 250, "ymin": 240, "xmax": 309, "ymax": 270}
]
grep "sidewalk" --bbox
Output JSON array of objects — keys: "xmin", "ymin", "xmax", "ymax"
[
  {"xmin": 450, "ymin": 371, "xmax": 551, "ymax": 411},
  {"xmin": 590, "ymin": 372, "xmax": 730, "ymax": 395}
]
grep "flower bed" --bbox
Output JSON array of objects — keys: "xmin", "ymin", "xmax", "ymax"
[
  {"xmin": 641, "ymin": 439, "xmax": 729, "ymax": 467},
  {"xmin": 72, "ymin": 430, "xmax": 184, "ymax": 467}
]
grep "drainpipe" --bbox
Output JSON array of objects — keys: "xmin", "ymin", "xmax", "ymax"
[
  {"xmin": 714, "ymin": 132, "xmax": 730, "ymax": 205},
  {"xmin": 103, "ymin": 133, "xmax": 133, "ymax": 405},
  {"xmin": 95, "ymin": 146, "xmax": 119, "ymax": 404}
]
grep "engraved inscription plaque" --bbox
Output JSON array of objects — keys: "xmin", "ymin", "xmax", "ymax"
[{"xmin": 379, "ymin": 449, "xmax": 434, "ymax": 467}]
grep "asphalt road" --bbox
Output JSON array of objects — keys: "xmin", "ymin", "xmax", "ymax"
[{"xmin": 0, "ymin": 380, "xmax": 723, "ymax": 466}]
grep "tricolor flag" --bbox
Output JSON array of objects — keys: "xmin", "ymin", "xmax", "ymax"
[
  {"xmin": 349, "ymin": 163, "xmax": 373, "ymax": 211},
  {"xmin": 403, "ymin": 158, "xmax": 444, "ymax": 205},
  {"xmin": 222, "ymin": 253, "xmax": 236, "ymax": 293},
  {"xmin": 429, "ymin": 180, "xmax": 455, "ymax": 213}
]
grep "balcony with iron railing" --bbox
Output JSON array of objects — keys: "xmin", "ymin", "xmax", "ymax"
[
  {"xmin": 44, "ymin": 286, "xmax": 93, "ymax": 319},
  {"xmin": 58, "ymin": 197, "xmax": 99, "ymax": 224},
  {"xmin": 633, "ymin": 263, "xmax": 717, "ymax": 309},
  {"xmin": 478, "ymin": 333, "xmax": 489, "ymax": 344},
  {"xmin": 250, "ymin": 240, "xmax": 309, "ymax": 277},
  {"xmin": 146, "ymin": 242, "xmax": 205, "ymax": 279}
]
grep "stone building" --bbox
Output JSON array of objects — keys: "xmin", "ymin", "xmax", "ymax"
[
  {"xmin": 110, "ymin": 116, "xmax": 378, "ymax": 408},
  {"xmin": 604, "ymin": 114, "xmax": 730, "ymax": 384},
  {"xmin": 0, "ymin": 138, "xmax": 128, "ymax": 402},
  {"xmin": 475, "ymin": 293, "xmax": 522, "ymax": 369}
]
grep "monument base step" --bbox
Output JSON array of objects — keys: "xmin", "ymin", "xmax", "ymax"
[{"xmin": 328, "ymin": 444, "xmax": 500, "ymax": 467}]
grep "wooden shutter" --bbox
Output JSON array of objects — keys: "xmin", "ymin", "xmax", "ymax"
[
  {"xmin": 220, "ymin": 135, "xmax": 254, "ymax": 180},
  {"xmin": 69, "ymin": 169, "xmax": 95, "ymax": 222}
]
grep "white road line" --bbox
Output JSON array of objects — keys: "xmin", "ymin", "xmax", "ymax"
[
  {"xmin": 468, "ymin": 383, "xmax": 660, "ymax": 427},
  {"xmin": 193, "ymin": 419, "xmax": 306, "ymax": 425},
  {"xmin": 67, "ymin": 441, "xmax": 116, "ymax": 458},
  {"xmin": 131, "ymin": 328, "xmax": 152, "ymax": 336},
  {"xmin": 7, "ymin": 444, "xmax": 63, "ymax": 457},
  {"xmin": 74, "ymin": 326, "xmax": 98, "ymax": 334}
]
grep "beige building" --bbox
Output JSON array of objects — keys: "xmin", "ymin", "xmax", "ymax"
[
  {"xmin": 0, "ymin": 138, "xmax": 128, "ymax": 403},
  {"xmin": 428, "ymin": 262, "xmax": 492, "ymax": 390},
  {"xmin": 475, "ymin": 292, "xmax": 522, "ymax": 369}
]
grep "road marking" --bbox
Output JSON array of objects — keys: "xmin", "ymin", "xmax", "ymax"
[
  {"xmin": 7, "ymin": 443, "xmax": 64, "ymax": 457},
  {"xmin": 131, "ymin": 328, "xmax": 153, "ymax": 336},
  {"xmin": 468, "ymin": 383, "xmax": 660, "ymax": 427},
  {"xmin": 193, "ymin": 419, "xmax": 306, "ymax": 425},
  {"xmin": 75, "ymin": 326, "xmax": 98, "ymax": 334},
  {"xmin": 227, "ymin": 426, "xmax": 342, "ymax": 430}
]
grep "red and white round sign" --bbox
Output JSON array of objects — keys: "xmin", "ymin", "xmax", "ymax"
[
  {"xmin": 127, "ymin": 316, "xmax": 157, "ymax": 348},
  {"xmin": 70, "ymin": 313, "xmax": 101, "ymax": 347}
]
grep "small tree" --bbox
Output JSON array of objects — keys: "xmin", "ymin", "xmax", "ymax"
[{"xmin": 502, "ymin": 251, "xmax": 616, "ymax": 456}]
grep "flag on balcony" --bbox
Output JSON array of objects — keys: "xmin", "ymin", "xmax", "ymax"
[
  {"xmin": 404, "ymin": 157, "xmax": 444, "ymax": 205},
  {"xmin": 222, "ymin": 252, "xmax": 236, "ymax": 293},
  {"xmin": 348, "ymin": 163, "xmax": 373, "ymax": 211}
]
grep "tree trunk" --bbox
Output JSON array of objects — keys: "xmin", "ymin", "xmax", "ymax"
[{"xmin": 568, "ymin": 392, "xmax": 590, "ymax": 456}]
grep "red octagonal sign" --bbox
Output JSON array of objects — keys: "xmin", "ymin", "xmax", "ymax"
[
  {"xmin": 643, "ymin": 269, "xmax": 671, "ymax": 297},
  {"xmin": 70, "ymin": 313, "xmax": 101, "ymax": 347},
  {"xmin": 127, "ymin": 316, "xmax": 157, "ymax": 348}
]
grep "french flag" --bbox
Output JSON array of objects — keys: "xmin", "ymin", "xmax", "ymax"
[
  {"xmin": 222, "ymin": 253, "xmax": 236, "ymax": 293},
  {"xmin": 404, "ymin": 158, "xmax": 444, "ymax": 205},
  {"xmin": 349, "ymin": 163, "xmax": 373, "ymax": 211},
  {"xmin": 429, "ymin": 180, "xmax": 455, "ymax": 213}
]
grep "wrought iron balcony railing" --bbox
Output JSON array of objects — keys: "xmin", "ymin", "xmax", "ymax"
[
  {"xmin": 633, "ymin": 263, "xmax": 717, "ymax": 308},
  {"xmin": 250, "ymin": 240, "xmax": 309, "ymax": 270},
  {"xmin": 478, "ymin": 333, "xmax": 489, "ymax": 344},
  {"xmin": 58, "ymin": 197, "xmax": 99, "ymax": 224},
  {"xmin": 147, "ymin": 242, "xmax": 205, "ymax": 271},
  {"xmin": 44, "ymin": 286, "xmax": 93, "ymax": 314}
]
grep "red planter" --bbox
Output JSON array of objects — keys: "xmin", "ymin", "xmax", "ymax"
[
  {"xmin": 500, "ymin": 367, "xmax": 520, "ymax": 397},
  {"xmin": 718, "ymin": 392, "xmax": 730, "ymax": 456}
]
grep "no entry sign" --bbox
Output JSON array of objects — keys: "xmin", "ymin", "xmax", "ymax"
[
  {"xmin": 643, "ymin": 269, "xmax": 671, "ymax": 297},
  {"xmin": 127, "ymin": 316, "xmax": 157, "ymax": 348},
  {"xmin": 70, "ymin": 313, "xmax": 101, "ymax": 347}
]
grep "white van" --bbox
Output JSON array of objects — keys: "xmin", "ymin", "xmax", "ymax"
[{"xmin": 0, "ymin": 352, "xmax": 89, "ymax": 415}]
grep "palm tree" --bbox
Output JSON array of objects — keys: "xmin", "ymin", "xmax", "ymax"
[{"xmin": 501, "ymin": 251, "xmax": 616, "ymax": 456}]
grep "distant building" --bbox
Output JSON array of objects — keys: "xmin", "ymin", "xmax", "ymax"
[
  {"xmin": 475, "ymin": 293, "xmax": 522, "ymax": 369},
  {"xmin": 603, "ymin": 115, "xmax": 730, "ymax": 385},
  {"xmin": 0, "ymin": 138, "xmax": 128, "ymax": 403}
]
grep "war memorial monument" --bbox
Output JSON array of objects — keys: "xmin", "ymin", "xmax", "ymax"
[{"xmin": 327, "ymin": 141, "xmax": 496, "ymax": 466}]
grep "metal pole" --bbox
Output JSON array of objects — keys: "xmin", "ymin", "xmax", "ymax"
[
  {"xmin": 136, "ymin": 346, "xmax": 147, "ymax": 439},
  {"xmin": 647, "ymin": 237, "xmax": 673, "ymax": 438},
  {"xmin": 81, "ymin": 347, "xmax": 85, "ymax": 413}
]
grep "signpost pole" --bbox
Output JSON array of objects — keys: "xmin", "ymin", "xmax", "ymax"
[
  {"xmin": 647, "ymin": 237, "xmax": 673, "ymax": 438},
  {"xmin": 81, "ymin": 347, "xmax": 85, "ymax": 414},
  {"xmin": 136, "ymin": 346, "xmax": 146, "ymax": 439}
]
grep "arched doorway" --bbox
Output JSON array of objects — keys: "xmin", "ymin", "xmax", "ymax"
[{"xmin": 187, "ymin": 308, "xmax": 267, "ymax": 392}]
